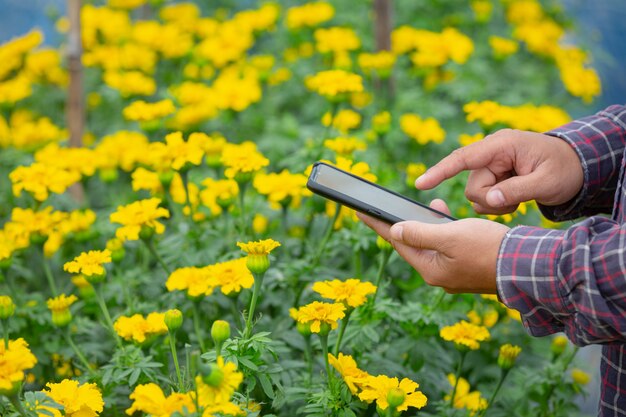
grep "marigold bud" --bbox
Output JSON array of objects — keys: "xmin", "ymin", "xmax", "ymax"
[
  {"xmin": 211, "ymin": 320, "xmax": 231, "ymax": 345},
  {"xmin": 99, "ymin": 168, "xmax": 119, "ymax": 183},
  {"xmin": 51, "ymin": 310, "xmax": 72, "ymax": 327},
  {"xmin": 246, "ymin": 255, "xmax": 270, "ymax": 275},
  {"xmin": 497, "ymin": 344, "xmax": 521, "ymax": 370},
  {"xmin": 165, "ymin": 309, "xmax": 183, "ymax": 332},
  {"xmin": 0, "ymin": 295, "xmax": 16, "ymax": 319},
  {"xmin": 83, "ymin": 271, "xmax": 106, "ymax": 285},
  {"xmin": 159, "ymin": 170, "xmax": 175, "ymax": 188},
  {"xmin": 318, "ymin": 322, "xmax": 332, "ymax": 336},
  {"xmin": 571, "ymin": 368, "xmax": 590, "ymax": 385},
  {"xmin": 551, "ymin": 335, "xmax": 568, "ymax": 356},
  {"xmin": 0, "ymin": 257, "xmax": 12, "ymax": 271},
  {"xmin": 203, "ymin": 364, "xmax": 224, "ymax": 387},
  {"xmin": 387, "ymin": 387, "xmax": 406, "ymax": 409},
  {"xmin": 296, "ymin": 321, "xmax": 312, "ymax": 337},
  {"xmin": 139, "ymin": 225, "xmax": 155, "ymax": 241}
]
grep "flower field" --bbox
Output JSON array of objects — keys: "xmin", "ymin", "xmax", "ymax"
[{"xmin": 0, "ymin": 0, "xmax": 602, "ymax": 416}]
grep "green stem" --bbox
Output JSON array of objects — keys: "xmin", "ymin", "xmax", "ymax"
[
  {"xmin": 479, "ymin": 369, "xmax": 509, "ymax": 417},
  {"xmin": 143, "ymin": 239, "xmax": 171, "ymax": 275},
  {"xmin": 191, "ymin": 303, "xmax": 206, "ymax": 352},
  {"xmin": 304, "ymin": 336, "xmax": 313, "ymax": 385},
  {"xmin": 244, "ymin": 272, "xmax": 265, "ymax": 339},
  {"xmin": 94, "ymin": 284, "xmax": 122, "ymax": 347},
  {"xmin": 311, "ymin": 203, "xmax": 342, "ymax": 268},
  {"xmin": 541, "ymin": 347, "xmax": 579, "ymax": 417},
  {"xmin": 237, "ymin": 181, "xmax": 250, "ymax": 236},
  {"xmin": 9, "ymin": 395, "xmax": 30, "ymax": 417},
  {"xmin": 450, "ymin": 350, "xmax": 467, "ymax": 409},
  {"xmin": 181, "ymin": 169, "xmax": 195, "ymax": 223},
  {"xmin": 230, "ymin": 297, "xmax": 242, "ymax": 331},
  {"xmin": 333, "ymin": 309, "xmax": 352, "ymax": 356},
  {"xmin": 168, "ymin": 332, "xmax": 184, "ymax": 392},
  {"xmin": 371, "ymin": 249, "xmax": 392, "ymax": 305},
  {"xmin": 65, "ymin": 330, "xmax": 95, "ymax": 377},
  {"xmin": 319, "ymin": 334, "xmax": 333, "ymax": 389},
  {"xmin": 41, "ymin": 250, "xmax": 58, "ymax": 296}
]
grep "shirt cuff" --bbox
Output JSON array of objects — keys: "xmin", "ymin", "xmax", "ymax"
[{"xmin": 496, "ymin": 225, "xmax": 571, "ymax": 336}]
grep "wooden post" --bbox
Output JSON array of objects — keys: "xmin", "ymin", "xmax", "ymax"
[
  {"xmin": 67, "ymin": 0, "xmax": 85, "ymax": 202},
  {"xmin": 373, "ymin": 0, "xmax": 394, "ymax": 101}
]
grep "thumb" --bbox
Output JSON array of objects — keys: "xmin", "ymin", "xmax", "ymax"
[
  {"xmin": 389, "ymin": 221, "xmax": 443, "ymax": 250},
  {"xmin": 486, "ymin": 173, "xmax": 542, "ymax": 207}
]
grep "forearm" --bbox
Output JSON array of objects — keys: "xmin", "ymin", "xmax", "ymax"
[
  {"xmin": 539, "ymin": 104, "xmax": 626, "ymax": 221},
  {"xmin": 497, "ymin": 217, "xmax": 626, "ymax": 345}
]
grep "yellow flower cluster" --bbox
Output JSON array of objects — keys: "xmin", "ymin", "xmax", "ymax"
[
  {"xmin": 505, "ymin": 0, "xmax": 601, "ymax": 102},
  {"xmin": 253, "ymin": 170, "xmax": 310, "ymax": 209},
  {"xmin": 212, "ymin": 67, "xmax": 263, "ymax": 112},
  {"xmin": 0, "ymin": 30, "xmax": 43, "ymax": 81},
  {"xmin": 357, "ymin": 51, "xmax": 396, "ymax": 77},
  {"xmin": 0, "ymin": 338, "xmax": 38, "ymax": 396},
  {"xmin": 400, "ymin": 113, "xmax": 446, "ymax": 145},
  {"xmin": 10, "ymin": 162, "xmax": 81, "ymax": 202},
  {"xmin": 314, "ymin": 27, "xmax": 361, "ymax": 55},
  {"xmin": 286, "ymin": 2, "xmax": 335, "ymax": 30},
  {"xmin": 37, "ymin": 379, "xmax": 104, "ymax": 417},
  {"xmin": 464, "ymin": 101, "xmax": 571, "ymax": 132},
  {"xmin": 199, "ymin": 178, "xmax": 239, "ymax": 216},
  {"xmin": 113, "ymin": 312, "xmax": 168, "ymax": 344},
  {"xmin": 109, "ymin": 198, "xmax": 170, "ymax": 242},
  {"xmin": 122, "ymin": 99, "xmax": 176, "ymax": 122},
  {"xmin": 64, "ymin": 250, "xmax": 112, "ymax": 278},
  {"xmin": 322, "ymin": 109, "xmax": 362, "ymax": 134},
  {"xmin": 392, "ymin": 26, "xmax": 474, "ymax": 67},
  {"xmin": 446, "ymin": 374, "xmax": 488, "ymax": 414},
  {"xmin": 305, "ymin": 70, "xmax": 364, "ymax": 100},
  {"xmin": 329, "ymin": 353, "xmax": 427, "ymax": 412},
  {"xmin": 166, "ymin": 258, "xmax": 254, "ymax": 298},
  {"xmin": 0, "ymin": 110, "xmax": 66, "ymax": 150},
  {"xmin": 323, "ymin": 137, "xmax": 367, "ymax": 157},
  {"xmin": 488, "ymin": 36, "xmax": 519, "ymax": 59},
  {"xmin": 292, "ymin": 301, "xmax": 346, "ymax": 333},
  {"xmin": 405, "ymin": 162, "xmax": 427, "ymax": 187},
  {"xmin": 312, "ymin": 278, "xmax": 376, "ymax": 308},
  {"xmin": 103, "ymin": 71, "xmax": 156, "ymax": 97},
  {"xmin": 220, "ymin": 142, "xmax": 270, "ymax": 182},
  {"xmin": 440, "ymin": 320, "xmax": 490, "ymax": 350}
]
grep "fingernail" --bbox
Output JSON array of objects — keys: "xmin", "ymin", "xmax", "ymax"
[
  {"xmin": 487, "ymin": 189, "xmax": 506, "ymax": 207},
  {"xmin": 414, "ymin": 171, "xmax": 430, "ymax": 187},
  {"xmin": 390, "ymin": 225, "xmax": 403, "ymax": 240}
]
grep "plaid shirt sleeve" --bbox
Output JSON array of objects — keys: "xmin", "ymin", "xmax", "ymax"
[
  {"xmin": 497, "ymin": 105, "xmax": 626, "ymax": 416},
  {"xmin": 538, "ymin": 105, "xmax": 626, "ymax": 221}
]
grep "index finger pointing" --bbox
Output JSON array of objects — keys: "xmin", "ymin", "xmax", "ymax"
[{"xmin": 414, "ymin": 139, "xmax": 500, "ymax": 190}]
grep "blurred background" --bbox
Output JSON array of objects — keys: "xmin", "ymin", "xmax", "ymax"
[{"xmin": 0, "ymin": 0, "xmax": 624, "ymax": 114}]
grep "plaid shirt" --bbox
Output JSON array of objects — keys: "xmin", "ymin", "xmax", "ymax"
[{"xmin": 497, "ymin": 104, "xmax": 626, "ymax": 416}]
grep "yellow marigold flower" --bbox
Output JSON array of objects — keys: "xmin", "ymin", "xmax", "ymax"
[
  {"xmin": 237, "ymin": 238, "xmax": 281, "ymax": 256},
  {"xmin": 108, "ymin": 0, "xmax": 147, "ymax": 9},
  {"xmin": 358, "ymin": 375, "xmax": 427, "ymax": 412},
  {"xmin": 471, "ymin": 0, "xmax": 493, "ymax": 22},
  {"xmin": 197, "ymin": 356, "xmax": 244, "ymax": 404},
  {"xmin": 312, "ymin": 278, "xmax": 376, "ymax": 308},
  {"xmin": 286, "ymin": 2, "xmax": 334, "ymax": 30},
  {"xmin": 513, "ymin": 19, "xmax": 563, "ymax": 57},
  {"xmin": 314, "ymin": 27, "xmax": 361, "ymax": 54},
  {"xmin": 46, "ymin": 294, "xmax": 78, "ymax": 327},
  {"xmin": 221, "ymin": 142, "xmax": 270, "ymax": 182},
  {"xmin": 10, "ymin": 163, "xmax": 81, "ymax": 202},
  {"xmin": 0, "ymin": 30, "xmax": 43, "ymax": 80},
  {"xmin": 212, "ymin": 67, "xmax": 262, "ymax": 112},
  {"xmin": 358, "ymin": 51, "xmax": 396, "ymax": 77},
  {"xmin": 322, "ymin": 109, "xmax": 362, "ymax": 134},
  {"xmin": 323, "ymin": 137, "xmax": 367, "ymax": 158},
  {"xmin": 103, "ymin": 70, "xmax": 156, "ymax": 97},
  {"xmin": 252, "ymin": 213, "xmax": 269, "ymax": 234},
  {"xmin": 267, "ymin": 67, "xmax": 292, "ymax": 86},
  {"xmin": 166, "ymin": 266, "xmax": 216, "ymax": 298},
  {"xmin": 551, "ymin": 334, "xmax": 569, "ymax": 356},
  {"xmin": 459, "ymin": 133, "xmax": 484, "ymax": 147},
  {"xmin": 200, "ymin": 178, "xmax": 239, "ymax": 215},
  {"xmin": 558, "ymin": 64, "xmax": 601, "ymax": 104},
  {"xmin": 114, "ymin": 312, "xmax": 168, "ymax": 344},
  {"xmin": 123, "ymin": 99, "xmax": 176, "ymax": 122},
  {"xmin": 39, "ymin": 379, "xmax": 104, "ymax": 417},
  {"xmin": 489, "ymin": 36, "xmax": 519, "ymax": 59},
  {"xmin": 498, "ymin": 344, "xmax": 522, "ymax": 369},
  {"xmin": 211, "ymin": 258, "xmax": 254, "ymax": 295},
  {"xmin": 446, "ymin": 374, "xmax": 488, "ymax": 413},
  {"xmin": 305, "ymin": 69, "xmax": 364, "ymax": 100},
  {"xmin": 372, "ymin": 111, "xmax": 391, "ymax": 135},
  {"xmin": 293, "ymin": 301, "xmax": 346, "ymax": 334},
  {"xmin": 109, "ymin": 198, "xmax": 170, "ymax": 242},
  {"xmin": 253, "ymin": 170, "xmax": 310, "ymax": 209},
  {"xmin": 24, "ymin": 49, "xmax": 68, "ymax": 86},
  {"xmin": 400, "ymin": 113, "xmax": 445, "ymax": 145},
  {"xmin": 506, "ymin": 0, "xmax": 544, "ymax": 25},
  {"xmin": 94, "ymin": 130, "xmax": 149, "ymax": 172},
  {"xmin": 64, "ymin": 250, "xmax": 112, "ymax": 277},
  {"xmin": 571, "ymin": 368, "xmax": 590, "ymax": 385},
  {"xmin": 131, "ymin": 167, "xmax": 163, "ymax": 194},
  {"xmin": 0, "ymin": 75, "xmax": 32, "ymax": 104},
  {"xmin": 0, "ymin": 338, "xmax": 37, "ymax": 395},
  {"xmin": 440, "ymin": 320, "xmax": 490, "ymax": 350},
  {"xmin": 328, "ymin": 353, "xmax": 371, "ymax": 394},
  {"xmin": 126, "ymin": 383, "xmax": 195, "ymax": 417},
  {"xmin": 405, "ymin": 162, "xmax": 427, "ymax": 187},
  {"xmin": 466, "ymin": 308, "xmax": 498, "ymax": 328}
]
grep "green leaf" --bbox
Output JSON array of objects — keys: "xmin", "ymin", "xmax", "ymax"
[
  {"xmin": 258, "ymin": 373, "xmax": 275, "ymax": 399},
  {"xmin": 129, "ymin": 367, "xmax": 142, "ymax": 386},
  {"xmin": 238, "ymin": 356, "xmax": 259, "ymax": 371}
]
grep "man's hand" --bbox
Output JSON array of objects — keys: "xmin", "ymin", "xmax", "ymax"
[
  {"xmin": 357, "ymin": 200, "xmax": 509, "ymax": 294},
  {"xmin": 414, "ymin": 129, "xmax": 584, "ymax": 215}
]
